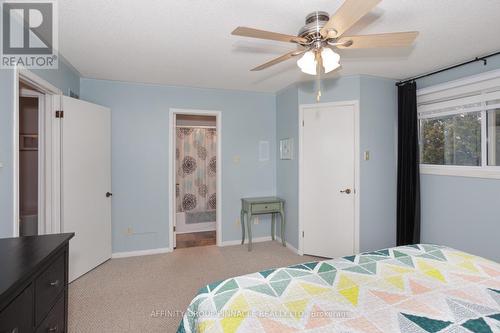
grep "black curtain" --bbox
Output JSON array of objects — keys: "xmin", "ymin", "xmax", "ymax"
[{"xmin": 397, "ymin": 82, "xmax": 420, "ymax": 246}]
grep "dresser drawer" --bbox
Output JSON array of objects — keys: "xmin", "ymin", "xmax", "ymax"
[
  {"xmin": 35, "ymin": 295, "xmax": 64, "ymax": 333},
  {"xmin": 35, "ymin": 254, "xmax": 65, "ymax": 325},
  {"xmin": 0, "ymin": 285, "xmax": 33, "ymax": 333},
  {"xmin": 252, "ymin": 202, "xmax": 281, "ymax": 213}
]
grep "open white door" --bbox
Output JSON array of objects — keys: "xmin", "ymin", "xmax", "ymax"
[
  {"xmin": 61, "ymin": 96, "xmax": 112, "ymax": 282},
  {"xmin": 301, "ymin": 102, "xmax": 358, "ymax": 258}
]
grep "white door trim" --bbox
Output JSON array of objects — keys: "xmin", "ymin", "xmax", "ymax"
[
  {"xmin": 13, "ymin": 68, "xmax": 62, "ymax": 237},
  {"xmin": 168, "ymin": 108, "xmax": 222, "ymax": 251},
  {"xmin": 298, "ymin": 100, "xmax": 360, "ymax": 257}
]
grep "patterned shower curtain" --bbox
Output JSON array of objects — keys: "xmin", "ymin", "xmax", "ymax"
[{"xmin": 176, "ymin": 127, "xmax": 217, "ymax": 213}]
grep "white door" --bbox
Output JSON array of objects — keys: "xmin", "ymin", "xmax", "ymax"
[
  {"xmin": 61, "ymin": 96, "xmax": 112, "ymax": 282},
  {"xmin": 301, "ymin": 103, "xmax": 357, "ymax": 258}
]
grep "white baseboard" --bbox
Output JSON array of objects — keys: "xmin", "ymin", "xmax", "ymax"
[
  {"xmin": 111, "ymin": 247, "xmax": 172, "ymax": 259},
  {"xmin": 276, "ymin": 237, "xmax": 301, "ymax": 255},
  {"xmin": 221, "ymin": 236, "xmax": 300, "ymax": 255},
  {"xmin": 111, "ymin": 238, "xmax": 300, "ymax": 258}
]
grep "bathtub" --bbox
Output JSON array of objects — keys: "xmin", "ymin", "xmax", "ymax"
[{"xmin": 175, "ymin": 211, "xmax": 216, "ymax": 234}]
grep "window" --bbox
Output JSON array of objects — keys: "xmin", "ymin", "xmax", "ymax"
[
  {"xmin": 487, "ymin": 109, "xmax": 500, "ymax": 166},
  {"xmin": 417, "ymin": 69, "xmax": 500, "ymax": 179},
  {"xmin": 420, "ymin": 112, "xmax": 481, "ymax": 166}
]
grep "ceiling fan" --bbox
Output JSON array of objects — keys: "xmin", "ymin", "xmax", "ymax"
[{"xmin": 231, "ymin": 0, "xmax": 418, "ymax": 76}]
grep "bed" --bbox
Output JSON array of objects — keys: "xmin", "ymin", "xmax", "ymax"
[{"xmin": 178, "ymin": 244, "xmax": 500, "ymax": 333}]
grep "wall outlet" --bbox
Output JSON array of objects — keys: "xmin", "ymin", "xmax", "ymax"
[
  {"xmin": 254, "ymin": 217, "xmax": 259, "ymax": 225},
  {"xmin": 235, "ymin": 219, "xmax": 240, "ymax": 226},
  {"xmin": 364, "ymin": 151, "xmax": 370, "ymax": 161}
]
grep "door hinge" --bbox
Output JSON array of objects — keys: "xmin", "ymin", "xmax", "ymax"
[
  {"xmin": 55, "ymin": 110, "xmax": 64, "ymax": 118},
  {"xmin": 302, "ymin": 120, "xmax": 304, "ymax": 126},
  {"xmin": 173, "ymin": 226, "xmax": 176, "ymax": 232},
  {"xmin": 302, "ymin": 231, "xmax": 304, "ymax": 238}
]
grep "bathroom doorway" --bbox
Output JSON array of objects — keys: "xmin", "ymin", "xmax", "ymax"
[{"xmin": 169, "ymin": 110, "xmax": 222, "ymax": 249}]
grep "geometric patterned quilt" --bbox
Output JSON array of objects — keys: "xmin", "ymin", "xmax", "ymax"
[{"xmin": 177, "ymin": 244, "xmax": 500, "ymax": 333}]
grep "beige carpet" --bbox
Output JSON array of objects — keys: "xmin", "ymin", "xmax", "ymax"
[{"xmin": 68, "ymin": 241, "xmax": 317, "ymax": 333}]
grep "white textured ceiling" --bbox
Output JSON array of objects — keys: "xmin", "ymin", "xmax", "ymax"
[{"xmin": 59, "ymin": 0, "xmax": 500, "ymax": 92}]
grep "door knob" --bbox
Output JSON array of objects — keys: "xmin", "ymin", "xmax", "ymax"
[
  {"xmin": 106, "ymin": 192, "xmax": 113, "ymax": 198},
  {"xmin": 340, "ymin": 189, "xmax": 352, "ymax": 194}
]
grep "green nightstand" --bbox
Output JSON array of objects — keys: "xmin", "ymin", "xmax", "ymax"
[{"xmin": 241, "ymin": 197, "xmax": 285, "ymax": 251}]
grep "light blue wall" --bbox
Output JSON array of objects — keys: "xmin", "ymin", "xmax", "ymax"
[
  {"xmin": 30, "ymin": 57, "xmax": 81, "ymax": 97},
  {"xmin": 421, "ymin": 175, "xmax": 500, "ymax": 262},
  {"xmin": 298, "ymin": 76, "xmax": 360, "ymax": 105},
  {"xmin": 416, "ymin": 54, "xmax": 500, "ymax": 89},
  {"xmin": 80, "ymin": 79, "xmax": 276, "ymax": 253},
  {"xmin": 417, "ymin": 53, "xmax": 500, "ymax": 262},
  {"xmin": 359, "ymin": 76, "xmax": 398, "ymax": 251},
  {"xmin": 276, "ymin": 84, "xmax": 299, "ymax": 248},
  {"xmin": 0, "ymin": 70, "xmax": 15, "ymax": 238},
  {"xmin": 276, "ymin": 75, "xmax": 398, "ymax": 252},
  {"xmin": 0, "ymin": 59, "xmax": 81, "ymax": 238}
]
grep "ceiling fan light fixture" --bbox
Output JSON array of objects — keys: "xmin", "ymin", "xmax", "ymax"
[
  {"xmin": 321, "ymin": 47, "xmax": 340, "ymax": 73},
  {"xmin": 297, "ymin": 50, "xmax": 317, "ymax": 75},
  {"xmin": 232, "ymin": 0, "xmax": 419, "ymax": 77}
]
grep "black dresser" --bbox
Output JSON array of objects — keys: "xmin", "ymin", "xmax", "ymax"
[{"xmin": 0, "ymin": 233, "xmax": 74, "ymax": 333}]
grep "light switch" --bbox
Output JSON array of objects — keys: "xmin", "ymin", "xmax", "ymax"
[
  {"xmin": 233, "ymin": 155, "xmax": 240, "ymax": 164},
  {"xmin": 364, "ymin": 151, "xmax": 370, "ymax": 161}
]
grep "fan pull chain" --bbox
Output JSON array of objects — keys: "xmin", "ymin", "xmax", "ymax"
[{"xmin": 316, "ymin": 51, "xmax": 322, "ymax": 102}]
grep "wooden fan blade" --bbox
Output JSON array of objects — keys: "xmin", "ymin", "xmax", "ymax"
[
  {"xmin": 321, "ymin": 0, "xmax": 381, "ymax": 38},
  {"xmin": 251, "ymin": 50, "xmax": 305, "ymax": 71},
  {"xmin": 336, "ymin": 31, "xmax": 419, "ymax": 49},
  {"xmin": 232, "ymin": 27, "xmax": 307, "ymax": 44}
]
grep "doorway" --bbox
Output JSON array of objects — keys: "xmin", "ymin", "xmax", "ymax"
[
  {"xmin": 14, "ymin": 69, "xmax": 112, "ymax": 282},
  {"xmin": 299, "ymin": 101, "xmax": 360, "ymax": 258},
  {"xmin": 16, "ymin": 76, "xmax": 57, "ymax": 237},
  {"xmin": 18, "ymin": 93, "xmax": 40, "ymax": 236},
  {"xmin": 169, "ymin": 109, "xmax": 222, "ymax": 250}
]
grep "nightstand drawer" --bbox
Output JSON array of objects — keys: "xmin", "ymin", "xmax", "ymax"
[
  {"xmin": 252, "ymin": 202, "xmax": 280, "ymax": 213},
  {"xmin": 35, "ymin": 253, "xmax": 65, "ymax": 325}
]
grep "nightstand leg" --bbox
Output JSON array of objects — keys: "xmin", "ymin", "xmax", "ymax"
[
  {"xmin": 271, "ymin": 213, "xmax": 275, "ymax": 241},
  {"xmin": 241, "ymin": 210, "xmax": 245, "ymax": 245},
  {"xmin": 280, "ymin": 208, "xmax": 286, "ymax": 247},
  {"xmin": 247, "ymin": 214, "xmax": 253, "ymax": 251}
]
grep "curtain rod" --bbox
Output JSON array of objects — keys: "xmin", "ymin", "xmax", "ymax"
[{"xmin": 396, "ymin": 51, "xmax": 500, "ymax": 87}]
